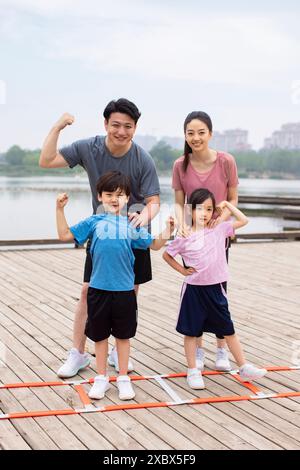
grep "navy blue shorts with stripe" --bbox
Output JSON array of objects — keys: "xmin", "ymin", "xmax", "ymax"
[{"xmin": 176, "ymin": 283, "xmax": 235, "ymax": 337}]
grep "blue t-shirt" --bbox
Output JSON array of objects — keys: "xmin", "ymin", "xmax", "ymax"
[{"xmin": 70, "ymin": 213, "xmax": 154, "ymax": 291}]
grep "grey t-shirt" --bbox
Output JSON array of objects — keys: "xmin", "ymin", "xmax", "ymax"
[{"xmin": 60, "ymin": 135, "xmax": 160, "ymax": 215}]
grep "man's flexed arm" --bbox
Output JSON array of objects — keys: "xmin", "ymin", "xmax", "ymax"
[{"xmin": 39, "ymin": 113, "xmax": 75, "ymax": 168}]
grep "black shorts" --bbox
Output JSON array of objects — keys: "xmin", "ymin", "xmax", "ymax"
[
  {"xmin": 86, "ymin": 287, "xmax": 138, "ymax": 342},
  {"xmin": 177, "ymin": 283, "xmax": 235, "ymax": 338},
  {"xmin": 83, "ymin": 240, "xmax": 152, "ymax": 285}
]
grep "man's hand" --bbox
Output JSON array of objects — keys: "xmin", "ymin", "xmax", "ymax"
[
  {"xmin": 128, "ymin": 211, "xmax": 149, "ymax": 228},
  {"xmin": 56, "ymin": 192, "xmax": 69, "ymax": 209},
  {"xmin": 54, "ymin": 113, "xmax": 75, "ymax": 131}
]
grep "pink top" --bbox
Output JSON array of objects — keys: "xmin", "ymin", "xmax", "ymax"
[
  {"xmin": 166, "ymin": 221, "xmax": 235, "ymax": 285},
  {"xmin": 172, "ymin": 152, "xmax": 239, "ymax": 204}
]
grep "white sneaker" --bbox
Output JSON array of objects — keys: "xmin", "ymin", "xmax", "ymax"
[
  {"xmin": 215, "ymin": 348, "xmax": 231, "ymax": 371},
  {"xmin": 57, "ymin": 348, "xmax": 90, "ymax": 378},
  {"xmin": 239, "ymin": 363, "xmax": 267, "ymax": 382},
  {"xmin": 116, "ymin": 375, "xmax": 135, "ymax": 400},
  {"xmin": 187, "ymin": 368, "xmax": 205, "ymax": 389},
  {"xmin": 196, "ymin": 348, "xmax": 205, "ymax": 371},
  {"xmin": 108, "ymin": 348, "xmax": 134, "ymax": 373},
  {"xmin": 89, "ymin": 375, "xmax": 110, "ymax": 399}
]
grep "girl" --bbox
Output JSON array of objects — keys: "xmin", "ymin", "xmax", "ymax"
[
  {"xmin": 163, "ymin": 188, "xmax": 267, "ymax": 389},
  {"xmin": 172, "ymin": 111, "xmax": 239, "ymax": 372}
]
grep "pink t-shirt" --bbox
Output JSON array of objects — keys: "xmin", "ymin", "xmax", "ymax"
[
  {"xmin": 172, "ymin": 152, "xmax": 239, "ymax": 204},
  {"xmin": 166, "ymin": 221, "xmax": 235, "ymax": 285}
]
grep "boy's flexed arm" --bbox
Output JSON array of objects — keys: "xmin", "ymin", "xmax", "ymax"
[{"xmin": 56, "ymin": 193, "xmax": 75, "ymax": 242}]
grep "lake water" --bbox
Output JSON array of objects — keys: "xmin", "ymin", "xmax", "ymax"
[{"xmin": 0, "ymin": 176, "xmax": 300, "ymax": 240}]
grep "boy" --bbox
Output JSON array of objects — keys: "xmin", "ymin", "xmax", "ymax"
[
  {"xmin": 56, "ymin": 171, "xmax": 174, "ymax": 400},
  {"xmin": 41, "ymin": 98, "xmax": 160, "ymax": 378}
]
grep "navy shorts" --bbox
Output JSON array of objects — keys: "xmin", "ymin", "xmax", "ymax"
[
  {"xmin": 86, "ymin": 287, "xmax": 138, "ymax": 342},
  {"xmin": 83, "ymin": 240, "xmax": 152, "ymax": 285},
  {"xmin": 176, "ymin": 283, "xmax": 235, "ymax": 338}
]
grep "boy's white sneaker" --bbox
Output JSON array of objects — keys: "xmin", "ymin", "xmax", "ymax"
[
  {"xmin": 195, "ymin": 348, "xmax": 205, "ymax": 371},
  {"xmin": 89, "ymin": 375, "xmax": 110, "ymax": 399},
  {"xmin": 239, "ymin": 363, "xmax": 267, "ymax": 382},
  {"xmin": 215, "ymin": 348, "xmax": 231, "ymax": 371},
  {"xmin": 108, "ymin": 348, "xmax": 134, "ymax": 373},
  {"xmin": 187, "ymin": 368, "xmax": 205, "ymax": 389},
  {"xmin": 57, "ymin": 348, "xmax": 90, "ymax": 378},
  {"xmin": 116, "ymin": 375, "xmax": 136, "ymax": 400}
]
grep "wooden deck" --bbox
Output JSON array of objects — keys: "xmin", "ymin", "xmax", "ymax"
[{"xmin": 0, "ymin": 242, "xmax": 300, "ymax": 450}]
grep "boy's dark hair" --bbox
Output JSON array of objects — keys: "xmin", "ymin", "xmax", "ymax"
[
  {"xmin": 188, "ymin": 188, "xmax": 216, "ymax": 212},
  {"xmin": 103, "ymin": 98, "xmax": 141, "ymax": 124},
  {"xmin": 96, "ymin": 171, "xmax": 131, "ymax": 196},
  {"xmin": 183, "ymin": 111, "xmax": 213, "ymax": 172}
]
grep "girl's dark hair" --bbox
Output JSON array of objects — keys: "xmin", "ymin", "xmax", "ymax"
[
  {"xmin": 103, "ymin": 98, "xmax": 141, "ymax": 124},
  {"xmin": 183, "ymin": 111, "xmax": 213, "ymax": 172},
  {"xmin": 96, "ymin": 171, "xmax": 131, "ymax": 196},
  {"xmin": 188, "ymin": 188, "xmax": 216, "ymax": 212}
]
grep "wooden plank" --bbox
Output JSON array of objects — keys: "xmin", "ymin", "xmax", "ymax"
[{"xmin": 0, "ymin": 243, "xmax": 300, "ymax": 449}]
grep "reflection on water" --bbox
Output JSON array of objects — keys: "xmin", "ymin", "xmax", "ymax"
[{"xmin": 1, "ymin": 177, "xmax": 300, "ymax": 240}]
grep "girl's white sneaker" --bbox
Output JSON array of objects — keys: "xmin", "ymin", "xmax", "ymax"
[
  {"xmin": 239, "ymin": 364, "xmax": 267, "ymax": 382},
  {"xmin": 187, "ymin": 368, "xmax": 205, "ymax": 389}
]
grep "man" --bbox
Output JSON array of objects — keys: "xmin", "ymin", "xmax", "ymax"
[{"xmin": 40, "ymin": 98, "xmax": 160, "ymax": 378}]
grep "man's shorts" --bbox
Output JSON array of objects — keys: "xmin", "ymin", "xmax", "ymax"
[
  {"xmin": 176, "ymin": 283, "xmax": 235, "ymax": 338},
  {"xmin": 83, "ymin": 240, "xmax": 152, "ymax": 285},
  {"xmin": 86, "ymin": 287, "xmax": 138, "ymax": 342}
]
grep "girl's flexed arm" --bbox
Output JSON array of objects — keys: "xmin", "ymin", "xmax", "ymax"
[{"xmin": 218, "ymin": 201, "xmax": 248, "ymax": 230}]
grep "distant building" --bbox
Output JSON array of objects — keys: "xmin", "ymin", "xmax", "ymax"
[
  {"xmin": 210, "ymin": 129, "xmax": 250, "ymax": 152},
  {"xmin": 134, "ymin": 135, "xmax": 158, "ymax": 151},
  {"xmin": 263, "ymin": 123, "xmax": 300, "ymax": 150},
  {"xmin": 161, "ymin": 136, "xmax": 184, "ymax": 150}
]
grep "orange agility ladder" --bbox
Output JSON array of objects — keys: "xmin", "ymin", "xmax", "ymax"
[{"xmin": 0, "ymin": 366, "xmax": 299, "ymax": 420}]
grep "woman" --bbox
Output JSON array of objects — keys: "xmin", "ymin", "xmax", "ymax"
[{"xmin": 172, "ymin": 111, "xmax": 239, "ymax": 372}]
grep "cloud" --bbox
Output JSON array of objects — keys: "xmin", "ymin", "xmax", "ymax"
[
  {"xmin": 1, "ymin": 1, "xmax": 298, "ymax": 87},
  {"xmin": 39, "ymin": 15, "xmax": 298, "ymax": 89}
]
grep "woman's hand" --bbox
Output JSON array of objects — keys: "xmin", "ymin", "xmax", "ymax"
[
  {"xmin": 216, "ymin": 200, "xmax": 228, "ymax": 212},
  {"xmin": 177, "ymin": 223, "xmax": 192, "ymax": 238},
  {"xmin": 207, "ymin": 216, "xmax": 221, "ymax": 229},
  {"xmin": 165, "ymin": 216, "xmax": 175, "ymax": 234}
]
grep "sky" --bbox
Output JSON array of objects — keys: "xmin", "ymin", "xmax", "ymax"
[{"xmin": 0, "ymin": 0, "xmax": 300, "ymax": 151}]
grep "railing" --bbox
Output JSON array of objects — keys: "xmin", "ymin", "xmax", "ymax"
[{"xmin": 0, "ymin": 196, "xmax": 299, "ymax": 246}]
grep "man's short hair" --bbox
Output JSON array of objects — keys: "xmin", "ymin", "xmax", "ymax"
[
  {"xmin": 96, "ymin": 171, "xmax": 131, "ymax": 196},
  {"xmin": 103, "ymin": 98, "xmax": 141, "ymax": 124}
]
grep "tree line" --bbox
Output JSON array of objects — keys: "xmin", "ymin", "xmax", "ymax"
[{"xmin": 1, "ymin": 143, "xmax": 300, "ymax": 178}]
